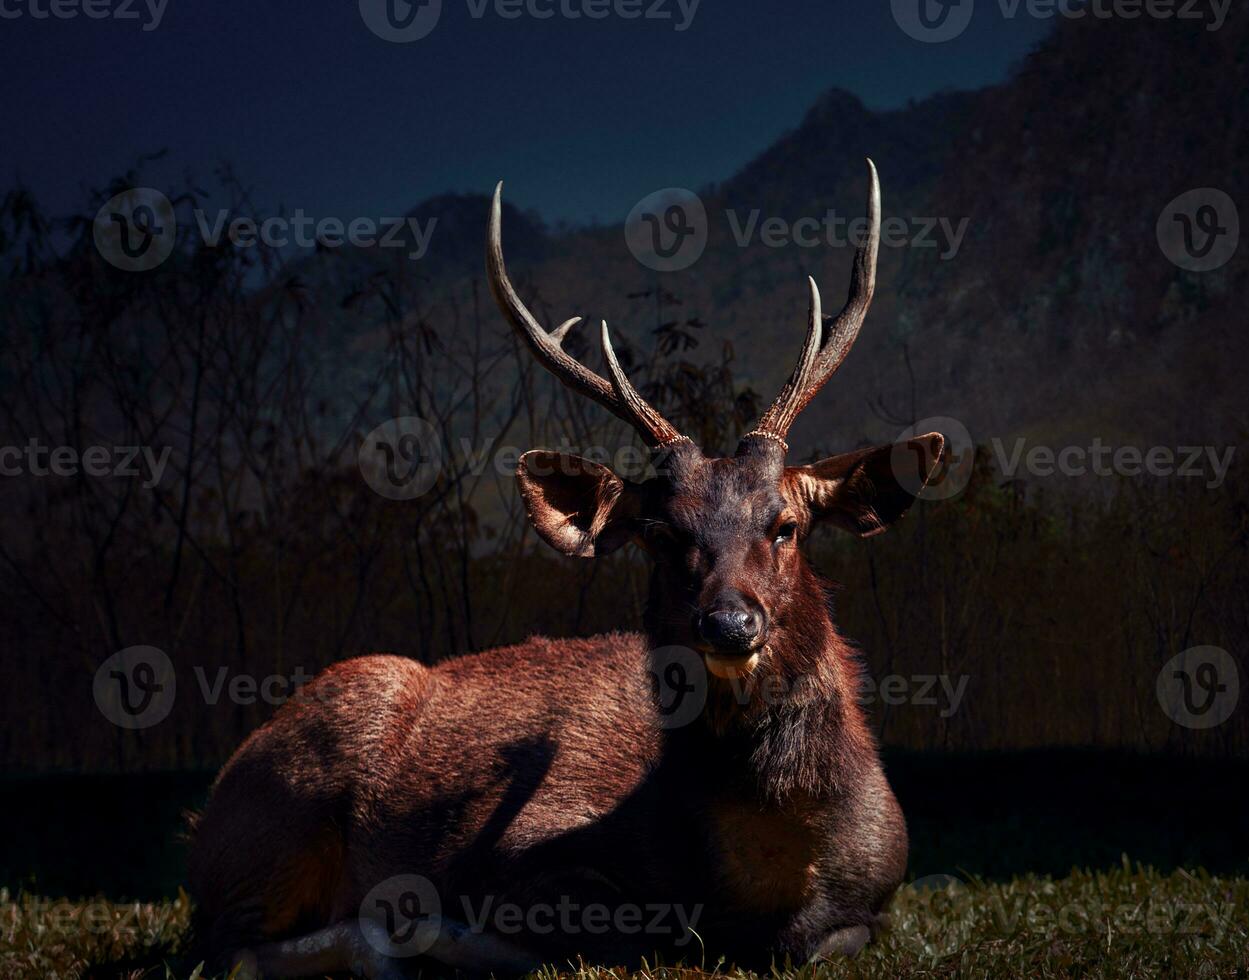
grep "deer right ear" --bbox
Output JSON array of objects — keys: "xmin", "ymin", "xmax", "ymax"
[
  {"xmin": 786, "ymin": 433, "xmax": 945, "ymax": 537},
  {"xmin": 516, "ymin": 451, "xmax": 640, "ymax": 558}
]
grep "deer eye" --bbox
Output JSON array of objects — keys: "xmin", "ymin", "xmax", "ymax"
[
  {"xmin": 643, "ymin": 522, "xmax": 681, "ymax": 546},
  {"xmin": 774, "ymin": 521, "xmax": 798, "ymax": 544}
]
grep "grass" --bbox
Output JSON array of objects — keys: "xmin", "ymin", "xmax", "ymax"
[{"xmin": 3, "ymin": 862, "xmax": 1246, "ymax": 979}]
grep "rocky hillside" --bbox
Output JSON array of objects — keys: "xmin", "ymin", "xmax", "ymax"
[{"xmin": 358, "ymin": 9, "xmax": 1247, "ymax": 464}]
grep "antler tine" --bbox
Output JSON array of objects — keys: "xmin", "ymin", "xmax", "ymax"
[
  {"xmin": 747, "ymin": 159, "xmax": 882, "ymax": 449},
  {"xmin": 487, "ymin": 182, "xmax": 687, "ymax": 449},
  {"xmin": 599, "ymin": 321, "xmax": 686, "ymax": 448},
  {"xmin": 488, "ymin": 183, "xmax": 618, "ymax": 407},
  {"xmin": 745, "ymin": 276, "xmax": 823, "ymax": 450}
]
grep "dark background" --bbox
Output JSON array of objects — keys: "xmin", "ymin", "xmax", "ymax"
[{"xmin": 1, "ymin": 0, "xmax": 1246, "ymax": 899}]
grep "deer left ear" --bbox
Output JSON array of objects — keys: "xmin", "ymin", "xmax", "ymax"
[
  {"xmin": 516, "ymin": 451, "xmax": 641, "ymax": 558},
  {"xmin": 786, "ymin": 432, "xmax": 945, "ymax": 537}
]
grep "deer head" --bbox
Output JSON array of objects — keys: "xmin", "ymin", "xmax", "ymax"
[{"xmin": 489, "ymin": 161, "xmax": 944, "ymax": 685}]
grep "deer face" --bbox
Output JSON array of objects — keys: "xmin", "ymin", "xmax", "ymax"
[
  {"xmin": 516, "ymin": 431, "xmax": 943, "ymax": 679},
  {"xmin": 490, "ymin": 160, "xmax": 943, "ymax": 679}
]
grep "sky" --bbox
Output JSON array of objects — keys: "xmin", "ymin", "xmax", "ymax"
[{"xmin": 0, "ymin": 0, "xmax": 1053, "ymax": 227}]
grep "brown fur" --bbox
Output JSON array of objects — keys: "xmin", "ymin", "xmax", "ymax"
[
  {"xmin": 187, "ymin": 175, "xmax": 949, "ymax": 973},
  {"xmin": 189, "ymin": 434, "xmax": 941, "ymax": 973}
]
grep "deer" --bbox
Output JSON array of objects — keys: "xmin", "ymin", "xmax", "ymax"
[{"xmin": 187, "ymin": 159, "xmax": 946, "ymax": 979}]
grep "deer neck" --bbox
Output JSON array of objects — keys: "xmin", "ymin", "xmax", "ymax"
[{"xmin": 646, "ymin": 567, "xmax": 872, "ymax": 803}]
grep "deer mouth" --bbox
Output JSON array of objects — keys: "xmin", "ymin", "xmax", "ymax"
[{"xmin": 703, "ymin": 647, "xmax": 764, "ymax": 680}]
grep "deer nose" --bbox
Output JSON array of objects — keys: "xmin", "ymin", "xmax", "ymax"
[{"xmin": 699, "ymin": 607, "xmax": 762, "ymax": 654}]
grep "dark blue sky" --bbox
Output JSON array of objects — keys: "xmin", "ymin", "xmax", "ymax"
[{"xmin": 1, "ymin": 0, "xmax": 1052, "ymax": 226}]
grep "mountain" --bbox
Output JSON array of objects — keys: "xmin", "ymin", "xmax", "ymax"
[{"xmin": 345, "ymin": 9, "xmax": 1248, "ymax": 467}]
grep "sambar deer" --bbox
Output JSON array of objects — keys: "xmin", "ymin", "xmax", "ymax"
[{"xmin": 188, "ymin": 160, "xmax": 946, "ymax": 978}]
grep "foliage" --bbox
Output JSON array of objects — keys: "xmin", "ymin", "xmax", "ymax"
[{"xmin": 3, "ymin": 865, "xmax": 1246, "ymax": 979}]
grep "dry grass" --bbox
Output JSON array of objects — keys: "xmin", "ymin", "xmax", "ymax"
[{"xmin": 4, "ymin": 863, "xmax": 1246, "ymax": 979}]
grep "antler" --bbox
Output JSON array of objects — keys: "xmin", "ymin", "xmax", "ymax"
[
  {"xmin": 745, "ymin": 159, "xmax": 881, "ymax": 451},
  {"xmin": 487, "ymin": 182, "xmax": 687, "ymax": 449}
]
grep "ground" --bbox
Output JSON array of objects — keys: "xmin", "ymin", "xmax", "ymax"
[{"xmin": 3, "ymin": 863, "xmax": 1246, "ymax": 979}]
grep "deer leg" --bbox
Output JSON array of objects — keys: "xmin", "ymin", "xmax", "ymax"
[
  {"xmin": 235, "ymin": 915, "xmax": 542, "ymax": 979},
  {"xmin": 232, "ymin": 921, "xmax": 404, "ymax": 979},
  {"xmin": 422, "ymin": 915, "xmax": 544, "ymax": 974},
  {"xmin": 808, "ymin": 923, "xmax": 872, "ymax": 960}
]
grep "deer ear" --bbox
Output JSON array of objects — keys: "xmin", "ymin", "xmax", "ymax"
[
  {"xmin": 516, "ymin": 451, "xmax": 640, "ymax": 558},
  {"xmin": 786, "ymin": 432, "xmax": 945, "ymax": 537}
]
